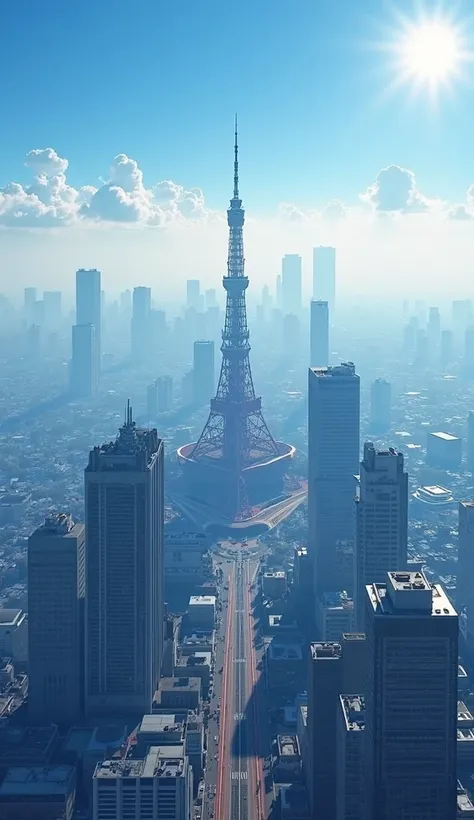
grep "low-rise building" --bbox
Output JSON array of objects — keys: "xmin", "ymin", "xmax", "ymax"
[
  {"xmin": 175, "ymin": 653, "xmax": 211, "ymax": 690},
  {"xmin": 280, "ymin": 784, "xmax": 309, "ymax": 820},
  {"xmin": 0, "ymin": 765, "xmax": 76, "ymax": 820},
  {"xmin": 427, "ymin": 431, "xmax": 462, "ymax": 470},
  {"xmin": 263, "ymin": 571, "xmax": 287, "ymax": 600},
  {"xmin": 275, "ymin": 735, "xmax": 301, "ymax": 781},
  {"xmin": 0, "ymin": 725, "xmax": 59, "ymax": 767},
  {"xmin": 181, "ymin": 632, "xmax": 214, "ymax": 656},
  {"xmin": 155, "ymin": 677, "xmax": 201, "ymax": 711},
  {"xmin": 0, "ymin": 609, "xmax": 28, "ymax": 665},
  {"xmin": 137, "ymin": 714, "xmax": 185, "ymax": 746},
  {"xmin": 188, "ymin": 596, "xmax": 216, "ymax": 629}
]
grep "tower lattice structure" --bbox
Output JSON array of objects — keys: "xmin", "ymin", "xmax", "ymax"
[{"xmin": 191, "ymin": 120, "xmax": 279, "ymax": 498}]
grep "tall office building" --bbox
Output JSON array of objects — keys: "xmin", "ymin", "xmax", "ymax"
[
  {"xmin": 310, "ymin": 299, "xmax": 329, "ymax": 368},
  {"xmin": 193, "ymin": 340, "xmax": 215, "ymax": 406},
  {"xmin": 313, "ymin": 246, "xmax": 336, "ymax": 315},
  {"xmin": 70, "ymin": 324, "xmax": 98, "ymax": 396},
  {"xmin": 85, "ymin": 407, "xmax": 164, "ymax": 716},
  {"xmin": 307, "ymin": 642, "xmax": 342, "ymax": 820},
  {"xmin": 76, "ymin": 268, "xmax": 101, "ymax": 369},
  {"xmin": 355, "ymin": 444, "xmax": 408, "ymax": 630},
  {"xmin": 458, "ymin": 502, "xmax": 474, "ymax": 638},
  {"xmin": 370, "ymin": 378, "xmax": 391, "ymax": 433},
  {"xmin": 365, "ymin": 571, "xmax": 458, "ymax": 820},
  {"xmin": 93, "ymin": 746, "xmax": 193, "ymax": 820},
  {"xmin": 468, "ymin": 412, "xmax": 474, "ymax": 473},
  {"xmin": 28, "ymin": 513, "xmax": 85, "ymax": 725},
  {"xmin": 440, "ymin": 329, "xmax": 453, "ymax": 364},
  {"xmin": 428, "ymin": 305, "xmax": 441, "ymax": 349},
  {"xmin": 120, "ymin": 288, "xmax": 132, "ymax": 322},
  {"xmin": 186, "ymin": 279, "xmax": 201, "ymax": 311},
  {"xmin": 336, "ymin": 695, "xmax": 366, "ymax": 820},
  {"xmin": 275, "ymin": 274, "xmax": 282, "ymax": 310},
  {"xmin": 157, "ymin": 375, "xmax": 173, "ymax": 412},
  {"xmin": 43, "ymin": 290, "xmax": 62, "ymax": 330},
  {"xmin": 131, "ymin": 286, "xmax": 152, "ymax": 361},
  {"xmin": 24, "ymin": 286, "xmax": 37, "ymax": 310},
  {"xmin": 308, "ymin": 363, "xmax": 360, "ymax": 593},
  {"xmin": 281, "ymin": 254, "xmax": 302, "ymax": 316}
]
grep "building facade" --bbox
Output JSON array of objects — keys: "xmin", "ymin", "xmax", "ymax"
[
  {"xmin": 281, "ymin": 254, "xmax": 302, "ymax": 316},
  {"xmin": 336, "ymin": 695, "xmax": 365, "ymax": 820},
  {"xmin": 193, "ymin": 340, "xmax": 215, "ymax": 406},
  {"xmin": 85, "ymin": 408, "xmax": 164, "ymax": 716},
  {"xmin": 365, "ymin": 571, "xmax": 458, "ymax": 820},
  {"xmin": 355, "ymin": 444, "xmax": 408, "ymax": 630},
  {"xmin": 313, "ymin": 246, "xmax": 335, "ymax": 315},
  {"xmin": 370, "ymin": 378, "xmax": 391, "ymax": 433},
  {"xmin": 76, "ymin": 268, "xmax": 101, "ymax": 369},
  {"xmin": 28, "ymin": 514, "xmax": 85, "ymax": 725},
  {"xmin": 308, "ymin": 363, "xmax": 360, "ymax": 593},
  {"xmin": 310, "ymin": 299, "xmax": 329, "ymax": 368},
  {"xmin": 70, "ymin": 323, "xmax": 98, "ymax": 396}
]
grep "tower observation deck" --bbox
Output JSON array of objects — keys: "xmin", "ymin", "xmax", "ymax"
[{"xmin": 177, "ymin": 120, "xmax": 294, "ymax": 530}]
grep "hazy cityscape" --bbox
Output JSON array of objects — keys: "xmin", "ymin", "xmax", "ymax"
[{"xmin": 3, "ymin": 2, "xmax": 474, "ymax": 820}]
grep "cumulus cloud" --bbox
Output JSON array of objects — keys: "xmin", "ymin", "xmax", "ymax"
[
  {"xmin": 360, "ymin": 164, "xmax": 433, "ymax": 213},
  {"xmin": 0, "ymin": 148, "xmax": 210, "ymax": 228},
  {"xmin": 322, "ymin": 199, "xmax": 348, "ymax": 220},
  {"xmin": 448, "ymin": 184, "xmax": 474, "ymax": 221}
]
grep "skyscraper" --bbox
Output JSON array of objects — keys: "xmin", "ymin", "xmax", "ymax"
[
  {"xmin": 370, "ymin": 378, "xmax": 391, "ymax": 433},
  {"xmin": 468, "ymin": 412, "xmax": 474, "ymax": 473},
  {"xmin": 313, "ymin": 246, "xmax": 336, "ymax": 315},
  {"xmin": 307, "ymin": 642, "xmax": 342, "ymax": 820},
  {"xmin": 458, "ymin": 501, "xmax": 474, "ymax": 646},
  {"xmin": 427, "ymin": 305, "xmax": 441, "ymax": 349},
  {"xmin": 76, "ymin": 268, "xmax": 101, "ymax": 369},
  {"xmin": 281, "ymin": 254, "xmax": 302, "ymax": 316},
  {"xmin": 70, "ymin": 324, "xmax": 98, "ymax": 396},
  {"xmin": 187, "ymin": 279, "xmax": 201, "ymax": 310},
  {"xmin": 28, "ymin": 513, "xmax": 85, "ymax": 725},
  {"xmin": 308, "ymin": 363, "xmax": 360, "ymax": 593},
  {"xmin": 43, "ymin": 290, "xmax": 62, "ymax": 330},
  {"xmin": 193, "ymin": 340, "xmax": 215, "ymax": 406},
  {"xmin": 85, "ymin": 407, "xmax": 164, "ymax": 716},
  {"xmin": 365, "ymin": 571, "xmax": 458, "ymax": 820},
  {"xmin": 336, "ymin": 695, "xmax": 366, "ymax": 820},
  {"xmin": 310, "ymin": 299, "xmax": 329, "ymax": 368},
  {"xmin": 157, "ymin": 375, "xmax": 173, "ymax": 412},
  {"xmin": 354, "ymin": 443, "xmax": 408, "ymax": 630},
  {"xmin": 131, "ymin": 286, "xmax": 152, "ymax": 361}
]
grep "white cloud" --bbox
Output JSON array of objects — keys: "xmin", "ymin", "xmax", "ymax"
[
  {"xmin": 360, "ymin": 164, "xmax": 434, "ymax": 213},
  {"xmin": 449, "ymin": 184, "xmax": 474, "ymax": 221}
]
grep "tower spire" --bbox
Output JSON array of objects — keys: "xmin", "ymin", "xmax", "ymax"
[{"xmin": 233, "ymin": 113, "xmax": 239, "ymax": 199}]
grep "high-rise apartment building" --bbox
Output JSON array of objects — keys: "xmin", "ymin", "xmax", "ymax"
[
  {"xmin": 355, "ymin": 444, "xmax": 408, "ymax": 630},
  {"xmin": 313, "ymin": 246, "xmax": 336, "ymax": 315},
  {"xmin": 186, "ymin": 279, "xmax": 201, "ymax": 311},
  {"xmin": 308, "ymin": 363, "xmax": 360, "ymax": 593},
  {"xmin": 193, "ymin": 340, "xmax": 215, "ymax": 406},
  {"xmin": 281, "ymin": 254, "xmax": 302, "ymax": 316},
  {"xmin": 131, "ymin": 286, "xmax": 152, "ymax": 361},
  {"xmin": 458, "ymin": 502, "xmax": 474, "ymax": 641},
  {"xmin": 76, "ymin": 269, "xmax": 101, "ymax": 369},
  {"xmin": 28, "ymin": 513, "xmax": 85, "ymax": 725},
  {"xmin": 336, "ymin": 695, "xmax": 366, "ymax": 820},
  {"xmin": 310, "ymin": 299, "xmax": 329, "ymax": 368},
  {"xmin": 307, "ymin": 642, "xmax": 342, "ymax": 820},
  {"xmin": 370, "ymin": 378, "xmax": 391, "ymax": 433},
  {"xmin": 70, "ymin": 324, "xmax": 98, "ymax": 396},
  {"xmin": 85, "ymin": 407, "xmax": 164, "ymax": 716},
  {"xmin": 365, "ymin": 571, "xmax": 458, "ymax": 820},
  {"xmin": 93, "ymin": 746, "xmax": 193, "ymax": 820}
]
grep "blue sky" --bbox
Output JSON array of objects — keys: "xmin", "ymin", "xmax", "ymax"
[{"xmin": 2, "ymin": 0, "xmax": 474, "ymax": 212}]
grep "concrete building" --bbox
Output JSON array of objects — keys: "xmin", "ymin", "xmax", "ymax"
[
  {"xmin": 341, "ymin": 633, "xmax": 366, "ymax": 695},
  {"xmin": 262, "ymin": 570, "xmax": 287, "ymax": 599},
  {"xmin": 458, "ymin": 501, "xmax": 474, "ymax": 650},
  {"xmin": 281, "ymin": 254, "xmax": 302, "ymax": 316},
  {"xmin": 275, "ymin": 735, "xmax": 301, "ymax": 780},
  {"xmin": 186, "ymin": 279, "xmax": 201, "ymax": 311},
  {"xmin": 0, "ymin": 765, "xmax": 76, "ymax": 820},
  {"xmin": 85, "ymin": 408, "xmax": 164, "ymax": 716},
  {"xmin": 28, "ymin": 513, "xmax": 85, "ymax": 725},
  {"xmin": 365, "ymin": 571, "xmax": 458, "ymax": 820},
  {"xmin": 165, "ymin": 533, "xmax": 208, "ymax": 588},
  {"xmin": 188, "ymin": 595, "xmax": 216, "ymax": 629},
  {"xmin": 427, "ymin": 431, "xmax": 462, "ymax": 470},
  {"xmin": 175, "ymin": 653, "xmax": 211, "ymax": 690},
  {"xmin": 193, "ymin": 340, "xmax": 215, "ymax": 406},
  {"xmin": 310, "ymin": 299, "xmax": 329, "ymax": 368},
  {"xmin": 307, "ymin": 642, "xmax": 342, "ymax": 820},
  {"xmin": 70, "ymin": 323, "xmax": 98, "ymax": 396},
  {"xmin": 157, "ymin": 375, "xmax": 173, "ymax": 412},
  {"xmin": 336, "ymin": 695, "xmax": 365, "ymax": 820},
  {"xmin": 313, "ymin": 246, "xmax": 335, "ymax": 315},
  {"xmin": 0, "ymin": 609, "xmax": 27, "ymax": 665},
  {"xmin": 76, "ymin": 268, "xmax": 101, "ymax": 370},
  {"xmin": 370, "ymin": 378, "xmax": 391, "ymax": 433},
  {"xmin": 131, "ymin": 286, "xmax": 152, "ymax": 361},
  {"xmin": 355, "ymin": 444, "xmax": 408, "ymax": 630},
  {"xmin": 308, "ymin": 363, "xmax": 360, "ymax": 594},
  {"xmin": 318, "ymin": 592, "xmax": 354, "ymax": 641},
  {"xmin": 155, "ymin": 678, "xmax": 201, "ymax": 711},
  {"xmin": 93, "ymin": 746, "xmax": 192, "ymax": 820},
  {"xmin": 468, "ymin": 412, "xmax": 474, "ymax": 474}
]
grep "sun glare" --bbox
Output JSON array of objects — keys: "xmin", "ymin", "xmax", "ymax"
[{"xmin": 400, "ymin": 22, "xmax": 460, "ymax": 83}]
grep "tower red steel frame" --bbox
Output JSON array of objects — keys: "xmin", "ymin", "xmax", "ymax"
[{"xmin": 191, "ymin": 120, "xmax": 279, "ymax": 484}]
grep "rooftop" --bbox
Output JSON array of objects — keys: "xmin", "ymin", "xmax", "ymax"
[
  {"xmin": 340, "ymin": 695, "xmax": 365, "ymax": 732},
  {"xmin": 413, "ymin": 485, "xmax": 454, "ymax": 506},
  {"xmin": 310, "ymin": 361, "xmax": 357, "ymax": 379},
  {"xmin": 430, "ymin": 431, "xmax": 459, "ymax": 442},
  {"xmin": 159, "ymin": 677, "xmax": 201, "ymax": 692},
  {"xmin": 189, "ymin": 595, "xmax": 216, "ymax": 606},
  {"xmin": 0, "ymin": 766, "xmax": 75, "ymax": 796},
  {"xmin": 269, "ymin": 642, "xmax": 303, "ymax": 661},
  {"xmin": 0, "ymin": 608, "xmax": 23, "ymax": 626},
  {"xmin": 139, "ymin": 714, "xmax": 184, "ymax": 735},
  {"xmin": 310, "ymin": 642, "xmax": 342, "ymax": 661},
  {"xmin": 367, "ymin": 572, "xmax": 457, "ymax": 618},
  {"xmin": 342, "ymin": 632, "xmax": 365, "ymax": 642},
  {"xmin": 94, "ymin": 746, "xmax": 184, "ymax": 780},
  {"xmin": 277, "ymin": 735, "xmax": 300, "ymax": 757}
]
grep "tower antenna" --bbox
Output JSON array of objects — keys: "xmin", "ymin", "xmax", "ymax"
[{"xmin": 233, "ymin": 113, "xmax": 239, "ymax": 199}]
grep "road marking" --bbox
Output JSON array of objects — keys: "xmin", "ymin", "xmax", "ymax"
[
  {"xmin": 233, "ymin": 658, "xmax": 246, "ymax": 663},
  {"xmin": 231, "ymin": 771, "xmax": 248, "ymax": 780},
  {"xmin": 233, "ymin": 712, "xmax": 245, "ymax": 720}
]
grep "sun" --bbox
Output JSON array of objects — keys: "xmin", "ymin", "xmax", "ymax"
[{"xmin": 400, "ymin": 22, "xmax": 460, "ymax": 83}]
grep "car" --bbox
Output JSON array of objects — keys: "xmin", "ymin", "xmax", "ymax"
[{"xmin": 214, "ymin": 735, "xmax": 218, "ymax": 742}]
